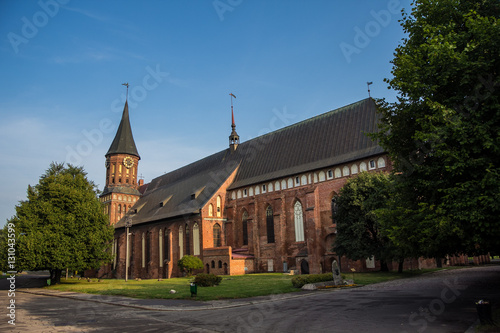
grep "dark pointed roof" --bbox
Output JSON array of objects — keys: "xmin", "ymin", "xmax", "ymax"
[
  {"xmin": 115, "ymin": 98, "xmax": 384, "ymax": 229},
  {"xmin": 106, "ymin": 101, "xmax": 140, "ymax": 158}
]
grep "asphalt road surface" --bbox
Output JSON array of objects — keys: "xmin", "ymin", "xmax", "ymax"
[{"xmin": 1, "ymin": 265, "xmax": 499, "ymax": 332}]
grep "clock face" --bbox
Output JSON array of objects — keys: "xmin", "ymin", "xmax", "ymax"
[{"xmin": 123, "ymin": 156, "xmax": 134, "ymax": 169}]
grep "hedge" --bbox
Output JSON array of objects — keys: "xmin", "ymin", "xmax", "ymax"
[
  {"xmin": 291, "ymin": 273, "xmax": 335, "ymax": 288},
  {"xmin": 194, "ymin": 273, "xmax": 222, "ymax": 287}
]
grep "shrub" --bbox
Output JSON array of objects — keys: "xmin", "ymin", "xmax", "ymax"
[
  {"xmin": 291, "ymin": 273, "xmax": 334, "ymax": 288},
  {"xmin": 177, "ymin": 255, "xmax": 203, "ymax": 276},
  {"xmin": 194, "ymin": 273, "xmax": 222, "ymax": 287}
]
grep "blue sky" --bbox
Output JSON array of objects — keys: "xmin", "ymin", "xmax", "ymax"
[{"xmin": 0, "ymin": 0, "xmax": 411, "ymax": 227}]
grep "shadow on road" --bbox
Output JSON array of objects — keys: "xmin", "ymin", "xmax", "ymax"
[{"xmin": 0, "ymin": 271, "xmax": 50, "ymax": 290}]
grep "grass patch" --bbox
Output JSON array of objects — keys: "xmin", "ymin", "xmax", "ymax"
[
  {"xmin": 47, "ymin": 273, "xmax": 298, "ymax": 301},
  {"xmin": 350, "ymin": 267, "xmax": 464, "ymax": 286},
  {"xmin": 46, "ymin": 267, "xmax": 466, "ymax": 301}
]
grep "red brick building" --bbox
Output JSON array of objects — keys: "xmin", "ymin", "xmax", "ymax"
[{"xmin": 103, "ymin": 98, "xmax": 399, "ymax": 279}]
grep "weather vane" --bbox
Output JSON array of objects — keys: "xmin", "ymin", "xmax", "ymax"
[
  {"xmin": 367, "ymin": 82, "xmax": 373, "ymax": 98},
  {"xmin": 122, "ymin": 82, "xmax": 129, "ymax": 100}
]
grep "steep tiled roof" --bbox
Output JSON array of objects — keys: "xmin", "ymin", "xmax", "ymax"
[
  {"xmin": 228, "ymin": 98, "xmax": 383, "ymax": 189},
  {"xmin": 106, "ymin": 101, "xmax": 140, "ymax": 158},
  {"xmin": 115, "ymin": 98, "xmax": 383, "ymax": 228},
  {"xmin": 115, "ymin": 150, "xmax": 239, "ymax": 228}
]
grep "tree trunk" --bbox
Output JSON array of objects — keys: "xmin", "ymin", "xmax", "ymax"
[
  {"xmin": 436, "ymin": 257, "xmax": 442, "ymax": 268},
  {"xmin": 380, "ymin": 260, "xmax": 389, "ymax": 272},
  {"xmin": 53, "ymin": 269, "xmax": 62, "ymax": 284},
  {"xmin": 398, "ymin": 259, "xmax": 404, "ymax": 273}
]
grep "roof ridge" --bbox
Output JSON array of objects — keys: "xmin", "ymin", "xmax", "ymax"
[{"xmin": 239, "ymin": 98, "xmax": 372, "ymax": 146}]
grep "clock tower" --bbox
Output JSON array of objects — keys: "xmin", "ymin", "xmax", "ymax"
[{"xmin": 100, "ymin": 100, "xmax": 141, "ymax": 225}]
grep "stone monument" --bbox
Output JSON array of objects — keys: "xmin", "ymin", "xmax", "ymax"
[{"xmin": 332, "ymin": 260, "xmax": 343, "ymax": 285}]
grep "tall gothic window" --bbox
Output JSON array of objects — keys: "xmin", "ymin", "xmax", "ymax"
[
  {"xmin": 159, "ymin": 229, "xmax": 163, "ymax": 268},
  {"xmin": 146, "ymin": 232, "xmax": 151, "ymax": 270},
  {"xmin": 216, "ymin": 196, "xmax": 222, "ymax": 217},
  {"xmin": 185, "ymin": 224, "xmax": 190, "ymax": 255},
  {"xmin": 193, "ymin": 223, "xmax": 200, "ymax": 255},
  {"xmin": 294, "ymin": 201, "xmax": 305, "ymax": 242},
  {"xmin": 266, "ymin": 205, "xmax": 275, "ymax": 243},
  {"xmin": 242, "ymin": 211, "xmax": 248, "ymax": 246},
  {"xmin": 213, "ymin": 223, "xmax": 221, "ymax": 247},
  {"xmin": 331, "ymin": 197, "xmax": 338, "ymax": 223},
  {"xmin": 164, "ymin": 229, "xmax": 170, "ymax": 261},
  {"xmin": 208, "ymin": 204, "xmax": 213, "ymax": 217},
  {"xmin": 141, "ymin": 233, "xmax": 146, "ymax": 268},
  {"xmin": 179, "ymin": 227, "xmax": 184, "ymax": 259},
  {"xmin": 113, "ymin": 238, "xmax": 117, "ymax": 269}
]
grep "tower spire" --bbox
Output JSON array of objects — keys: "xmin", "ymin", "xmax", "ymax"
[{"xmin": 229, "ymin": 93, "xmax": 239, "ymax": 151}]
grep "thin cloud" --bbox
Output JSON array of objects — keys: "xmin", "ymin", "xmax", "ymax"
[{"xmin": 62, "ymin": 6, "xmax": 110, "ymax": 22}]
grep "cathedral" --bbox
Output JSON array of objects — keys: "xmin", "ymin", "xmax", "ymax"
[{"xmin": 99, "ymin": 98, "xmax": 394, "ymax": 279}]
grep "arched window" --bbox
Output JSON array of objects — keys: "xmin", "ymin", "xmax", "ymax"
[
  {"xmin": 208, "ymin": 204, "xmax": 213, "ymax": 217},
  {"xmin": 141, "ymin": 233, "xmax": 146, "ymax": 268},
  {"xmin": 179, "ymin": 227, "xmax": 184, "ymax": 259},
  {"xmin": 242, "ymin": 211, "xmax": 248, "ymax": 246},
  {"xmin": 211, "ymin": 260, "xmax": 215, "ymax": 268},
  {"xmin": 266, "ymin": 206, "xmax": 275, "ymax": 243},
  {"xmin": 113, "ymin": 238, "xmax": 117, "ymax": 269},
  {"xmin": 216, "ymin": 196, "xmax": 222, "ymax": 217},
  {"xmin": 193, "ymin": 223, "xmax": 200, "ymax": 255},
  {"xmin": 213, "ymin": 223, "xmax": 221, "ymax": 247},
  {"xmin": 146, "ymin": 232, "xmax": 151, "ymax": 270},
  {"xmin": 294, "ymin": 201, "xmax": 305, "ymax": 242},
  {"xmin": 218, "ymin": 260, "xmax": 222, "ymax": 268},
  {"xmin": 331, "ymin": 197, "xmax": 338, "ymax": 223},
  {"xmin": 159, "ymin": 229, "xmax": 163, "ymax": 267},
  {"xmin": 164, "ymin": 229, "xmax": 170, "ymax": 261},
  {"xmin": 185, "ymin": 224, "xmax": 190, "ymax": 255}
]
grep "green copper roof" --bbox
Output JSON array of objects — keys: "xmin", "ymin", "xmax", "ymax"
[{"xmin": 106, "ymin": 101, "xmax": 140, "ymax": 158}]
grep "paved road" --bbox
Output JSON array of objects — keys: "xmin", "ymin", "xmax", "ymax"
[{"xmin": 1, "ymin": 266, "xmax": 499, "ymax": 332}]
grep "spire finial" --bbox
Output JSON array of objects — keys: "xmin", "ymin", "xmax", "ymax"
[
  {"xmin": 229, "ymin": 93, "xmax": 239, "ymax": 151},
  {"xmin": 230, "ymin": 93, "xmax": 236, "ymax": 126},
  {"xmin": 367, "ymin": 81, "xmax": 373, "ymax": 98},
  {"xmin": 122, "ymin": 82, "xmax": 129, "ymax": 101}
]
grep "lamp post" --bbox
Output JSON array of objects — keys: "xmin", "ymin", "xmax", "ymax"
[{"xmin": 125, "ymin": 216, "xmax": 132, "ymax": 282}]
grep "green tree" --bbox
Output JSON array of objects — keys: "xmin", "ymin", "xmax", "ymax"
[
  {"xmin": 333, "ymin": 172, "xmax": 402, "ymax": 272},
  {"xmin": 372, "ymin": 0, "xmax": 500, "ymax": 257},
  {"xmin": 177, "ymin": 255, "xmax": 203, "ymax": 276},
  {"xmin": 0, "ymin": 163, "xmax": 114, "ymax": 283}
]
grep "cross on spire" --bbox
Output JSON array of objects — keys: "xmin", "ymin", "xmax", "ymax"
[{"xmin": 122, "ymin": 82, "xmax": 129, "ymax": 101}]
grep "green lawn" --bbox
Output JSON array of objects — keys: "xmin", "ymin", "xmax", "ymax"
[
  {"xmin": 46, "ymin": 267, "xmax": 463, "ymax": 301},
  {"xmin": 48, "ymin": 273, "xmax": 299, "ymax": 301}
]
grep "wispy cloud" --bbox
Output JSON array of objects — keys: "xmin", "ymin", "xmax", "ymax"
[
  {"xmin": 51, "ymin": 51, "xmax": 115, "ymax": 64},
  {"xmin": 62, "ymin": 6, "xmax": 110, "ymax": 22}
]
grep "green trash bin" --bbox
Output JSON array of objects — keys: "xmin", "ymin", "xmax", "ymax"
[
  {"xmin": 190, "ymin": 282, "xmax": 197, "ymax": 297},
  {"xmin": 476, "ymin": 300, "xmax": 493, "ymax": 325}
]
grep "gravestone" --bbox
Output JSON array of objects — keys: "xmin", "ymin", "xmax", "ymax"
[{"xmin": 332, "ymin": 260, "xmax": 343, "ymax": 285}]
